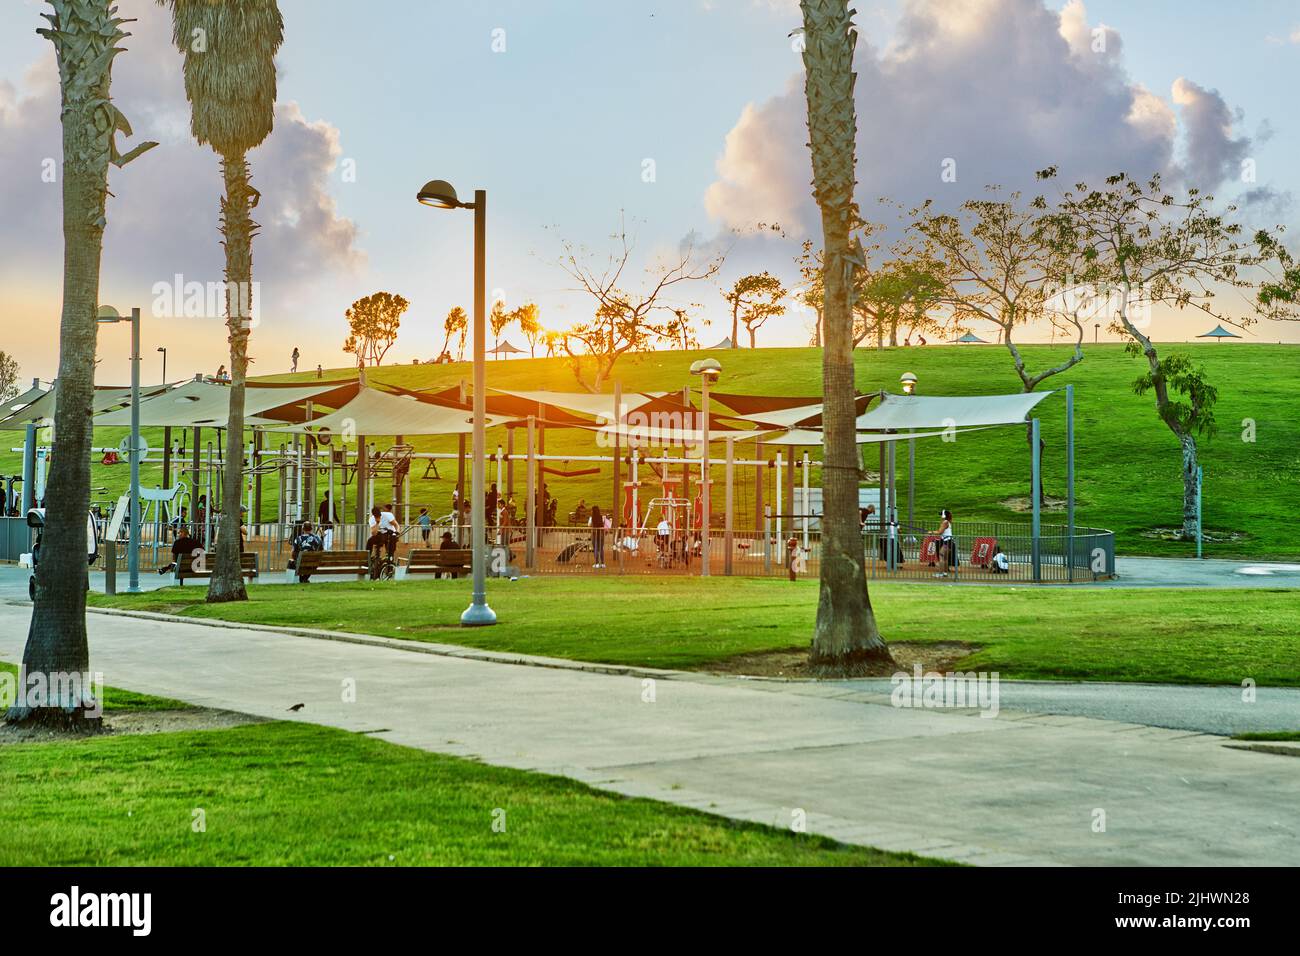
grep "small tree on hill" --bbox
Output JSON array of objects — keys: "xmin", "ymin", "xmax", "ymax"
[
  {"xmin": 344, "ymin": 291, "xmax": 408, "ymax": 367},
  {"xmin": 723, "ymin": 272, "xmax": 788, "ymax": 348},
  {"xmin": 439, "ymin": 306, "xmax": 467, "ymax": 361}
]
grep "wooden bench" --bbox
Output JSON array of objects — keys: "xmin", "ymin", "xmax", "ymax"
[
  {"xmin": 295, "ymin": 549, "xmax": 369, "ymax": 583},
  {"xmin": 405, "ymin": 548, "xmax": 472, "ymax": 578},
  {"xmin": 176, "ymin": 551, "xmax": 258, "ymax": 585}
]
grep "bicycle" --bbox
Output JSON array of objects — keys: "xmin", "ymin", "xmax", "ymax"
[{"xmin": 369, "ymin": 547, "xmax": 396, "ymax": 581}]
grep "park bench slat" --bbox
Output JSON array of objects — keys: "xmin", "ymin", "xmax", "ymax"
[
  {"xmin": 405, "ymin": 548, "xmax": 472, "ymax": 577},
  {"xmin": 295, "ymin": 549, "xmax": 369, "ymax": 582},
  {"xmin": 177, "ymin": 552, "xmax": 258, "ymax": 585}
]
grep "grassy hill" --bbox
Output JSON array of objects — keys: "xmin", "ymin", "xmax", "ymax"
[{"xmin": 5, "ymin": 343, "xmax": 1296, "ymax": 559}]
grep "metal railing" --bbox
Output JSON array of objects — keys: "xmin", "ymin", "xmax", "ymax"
[{"xmin": 80, "ymin": 516, "xmax": 1115, "ymax": 584}]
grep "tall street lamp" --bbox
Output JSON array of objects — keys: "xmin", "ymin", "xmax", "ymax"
[
  {"xmin": 98, "ymin": 305, "xmax": 142, "ymax": 593},
  {"xmin": 690, "ymin": 358, "xmax": 721, "ymax": 576},
  {"xmin": 157, "ymin": 346, "xmax": 167, "ymax": 385},
  {"xmin": 417, "ymin": 179, "xmax": 496, "ymax": 625}
]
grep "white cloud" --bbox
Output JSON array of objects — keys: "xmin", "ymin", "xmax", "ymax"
[
  {"xmin": 0, "ymin": 0, "xmax": 364, "ymax": 334},
  {"xmin": 704, "ymin": 0, "xmax": 1257, "ymax": 236}
]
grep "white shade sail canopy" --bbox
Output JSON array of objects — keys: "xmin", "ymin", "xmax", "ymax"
[
  {"xmin": 263, "ymin": 386, "xmax": 501, "ymax": 436},
  {"xmin": 92, "ymin": 379, "xmax": 349, "ymax": 428},
  {"xmin": 855, "ymin": 391, "xmax": 1054, "ymax": 430},
  {"xmin": 583, "ymin": 421, "xmax": 772, "ymax": 446},
  {"xmin": 491, "ymin": 388, "xmax": 664, "ymax": 421},
  {"xmin": 0, "ymin": 383, "xmax": 169, "ymax": 429},
  {"xmin": 2, "ymin": 384, "xmax": 48, "ymax": 417},
  {"xmin": 727, "ymin": 402, "xmax": 826, "ymax": 429},
  {"xmin": 762, "ymin": 425, "xmax": 1001, "ymax": 446}
]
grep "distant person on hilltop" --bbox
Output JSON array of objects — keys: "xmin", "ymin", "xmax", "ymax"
[{"xmin": 291, "ymin": 347, "xmax": 300, "ymax": 373}]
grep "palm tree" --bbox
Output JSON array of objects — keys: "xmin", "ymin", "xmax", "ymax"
[
  {"xmin": 157, "ymin": 0, "xmax": 284, "ymax": 603},
  {"xmin": 799, "ymin": 0, "xmax": 893, "ymax": 676},
  {"xmin": 8, "ymin": 1, "xmax": 156, "ymax": 727}
]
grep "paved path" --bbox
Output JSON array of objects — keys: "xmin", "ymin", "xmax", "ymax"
[
  {"xmin": 2, "ymin": 603, "xmax": 1295, "ymax": 866},
  {"xmin": 846, "ymin": 678, "xmax": 1299, "ymax": 736}
]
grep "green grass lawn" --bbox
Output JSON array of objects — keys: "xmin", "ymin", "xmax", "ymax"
[
  {"xmin": 0, "ymin": 721, "xmax": 940, "ymax": 866},
  {"xmin": 1232, "ymin": 731, "xmax": 1300, "ymax": 741},
  {"xmin": 0, "ymin": 660, "xmax": 187, "ymax": 713},
  {"xmin": 89, "ymin": 576, "xmax": 1300, "ymax": 686},
  {"xmin": 8, "ymin": 344, "xmax": 1298, "ymax": 559}
]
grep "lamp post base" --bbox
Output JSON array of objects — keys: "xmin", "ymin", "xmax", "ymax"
[{"xmin": 460, "ymin": 601, "xmax": 498, "ymax": 627}]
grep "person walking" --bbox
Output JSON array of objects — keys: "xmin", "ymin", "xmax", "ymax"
[
  {"xmin": 934, "ymin": 508, "xmax": 956, "ymax": 578},
  {"xmin": 589, "ymin": 505, "xmax": 606, "ymax": 569},
  {"xmin": 418, "ymin": 507, "xmax": 432, "ymax": 545}
]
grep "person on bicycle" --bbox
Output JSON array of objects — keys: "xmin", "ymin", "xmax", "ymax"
[{"xmin": 367, "ymin": 502, "xmax": 401, "ymax": 576}]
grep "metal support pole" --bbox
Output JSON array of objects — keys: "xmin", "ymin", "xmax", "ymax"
[
  {"xmin": 612, "ymin": 381, "xmax": 622, "ymax": 532},
  {"xmin": 700, "ymin": 375, "xmax": 711, "ymax": 576},
  {"xmin": 462, "ymin": 188, "xmax": 495, "ymax": 625},
  {"xmin": 724, "ymin": 436, "xmax": 734, "ymax": 575},
  {"xmin": 1196, "ymin": 466, "xmax": 1203, "ymax": 560},
  {"xmin": 1066, "ymin": 384, "xmax": 1075, "ymax": 576},
  {"xmin": 457, "ymin": 378, "xmax": 466, "ymax": 542},
  {"xmin": 801, "ymin": 450, "xmax": 810, "ymax": 550},
  {"xmin": 774, "ymin": 452, "xmax": 783, "ymax": 547},
  {"xmin": 525, "ymin": 415, "xmax": 536, "ymax": 569},
  {"xmin": 1031, "ymin": 417, "xmax": 1042, "ymax": 582},
  {"xmin": 763, "ymin": 505, "xmax": 772, "ymax": 575},
  {"xmin": 127, "ymin": 307, "xmax": 141, "ymax": 593},
  {"xmin": 20, "ymin": 423, "xmax": 36, "ymax": 513},
  {"xmin": 907, "ymin": 430, "xmax": 915, "ymax": 538},
  {"xmin": 506, "ymin": 428, "xmax": 514, "ymax": 500},
  {"xmin": 754, "ymin": 438, "xmax": 764, "ymax": 530}
]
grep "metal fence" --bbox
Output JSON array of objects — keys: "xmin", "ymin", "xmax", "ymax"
[{"xmin": 78, "ymin": 516, "xmax": 1115, "ymax": 584}]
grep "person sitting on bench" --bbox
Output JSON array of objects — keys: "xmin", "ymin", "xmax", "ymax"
[
  {"xmin": 290, "ymin": 522, "xmax": 324, "ymax": 582},
  {"xmin": 439, "ymin": 530, "xmax": 456, "ymax": 550},
  {"xmin": 991, "ymin": 541, "xmax": 1010, "ymax": 574},
  {"xmin": 158, "ymin": 527, "xmax": 203, "ymax": 575}
]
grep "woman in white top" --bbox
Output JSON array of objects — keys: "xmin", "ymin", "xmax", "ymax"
[{"xmin": 935, "ymin": 508, "xmax": 955, "ymax": 578}]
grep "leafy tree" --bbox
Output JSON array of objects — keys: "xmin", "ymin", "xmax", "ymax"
[
  {"xmin": 439, "ymin": 306, "xmax": 467, "ymax": 361},
  {"xmin": 723, "ymin": 272, "xmax": 787, "ymax": 348},
  {"xmin": 910, "ymin": 189, "xmax": 1085, "ymax": 390},
  {"xmin": 158, "ymin": 0, "xmax": 282, "ymax": 605},
  {"xmin": 489, "ymin": 299, "xmax": 512, "ymax": 341},
  {"xmin": 0, "ymin": 352, "xmax": 19, "ymax": 403},
  {"xmin": 514, "ymin": 302, "xmax": 542, "ymax": 357},
  {"xmin": 343, "ymin": 291, "xmax": 409, "ymax": 367},
  {"xmin": 800, "ymin": 0, "xmax": 892, "ymax": 676},
  {"xmin": 11, "ymin": 0, "xmax": 155, "ymax": 727},
  {"xmin": 1049, "ymin": 170, "xmax": 1295, "ymax": 539},
  {"xmin": 558, "ymin": 215, "xmax": 723, "ymax": 391}
]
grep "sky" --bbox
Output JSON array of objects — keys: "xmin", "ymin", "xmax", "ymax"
[{"xmin": 1, "ymin": 0, "xmax": 1298, "ymax": 386}]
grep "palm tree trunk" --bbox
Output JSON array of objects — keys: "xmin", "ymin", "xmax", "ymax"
[
  {"xmin": 801, "ymin": 0, "xmax": 892, "ymax": 677},
  {"xmin": 207, "ymin": 154, "xmax": 255, "ymax": 603},
  {"xmin": 10, "ymin": 0, "xmax": 129, "ymax": 726}
]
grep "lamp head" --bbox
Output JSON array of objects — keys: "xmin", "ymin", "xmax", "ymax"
[
  {"xmin": 417, "ymin": 179, "xmax": 463, "ymax": 209},
  {"xmin": 96, "ymin": 305, "xmax": 121, "ymax": 323},
  {"xmin": 900, "ymin": 371, "xmax": 918, "ymax": 395},
  {"xmin": 689, "ymin": 358, "xmax": 722, "ymax": 382}
]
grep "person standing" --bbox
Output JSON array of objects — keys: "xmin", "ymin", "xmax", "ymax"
[
  {"xmin": 418, "ymin": 507, "xmax": 432, "ymax": 545},
  {"xmin": 291, "ymin": 346, "xmax": 300, "ymax": 373},
  {"xmin": 934, "ymin": 508, "xmax": 956, "ymax": 578},
  {"xmin": 485, "ymin": 482, "xmax": 499, "ymax": 528},
  {"xmin": 589, "ymin": 505, "xmax": 605, "ymax": 569}
]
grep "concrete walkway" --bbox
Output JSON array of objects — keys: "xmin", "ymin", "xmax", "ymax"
[
  {"xmin": 845, "ymin": 678, "xmax": 1300, "ymax": 736},
  {"xmin": 2, "ymin": 602, "xmax": 1295, "ymax": 866}
]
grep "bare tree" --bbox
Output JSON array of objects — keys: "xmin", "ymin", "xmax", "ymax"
[{"xmin": 558, "ymin": 215, "xmax": 724, "ymax": 391}]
